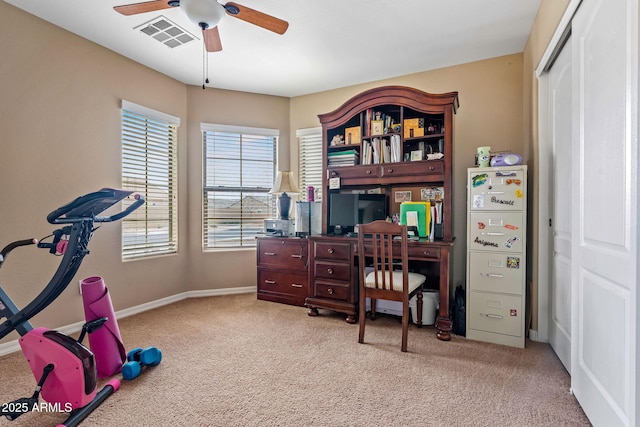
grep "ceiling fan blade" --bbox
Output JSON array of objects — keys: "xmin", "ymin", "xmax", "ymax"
[
  {"xmin": 114, "ymin": 0, "xmax": 174, "ymax": 16},
  {"xmin": 224, "ymin": 2, "xmax": 289, "ymax": 35},
  {"xmin": 203, "ymin": 27, "xmax": 223, "ymax": 52}
]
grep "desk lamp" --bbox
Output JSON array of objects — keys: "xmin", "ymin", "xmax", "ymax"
[{"xmin": 269, "ymin": 171, "xmax": 299, "ymax": 220}]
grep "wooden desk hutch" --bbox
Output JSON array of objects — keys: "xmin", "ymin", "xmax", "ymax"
[{"xmin": 305, "ymin": 86, "xmax": 459, "ymax": 341}]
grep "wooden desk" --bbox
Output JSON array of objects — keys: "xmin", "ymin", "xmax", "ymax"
[{"xmin": 305, "ymin": 235, "xmax": 453, "ymax": 341}]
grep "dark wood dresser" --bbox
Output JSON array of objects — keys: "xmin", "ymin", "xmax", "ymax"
[{"xmin": 256, "ymin": 237, "xmax": 308, "ymax": 306}]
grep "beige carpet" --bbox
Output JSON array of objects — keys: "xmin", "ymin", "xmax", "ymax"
[{"xmin": 1, "ymin": 293, "xmax": 590, "ymax": 426}]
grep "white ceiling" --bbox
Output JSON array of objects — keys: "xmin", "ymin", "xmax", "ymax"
[{"xmin": 6, "ymin": 0, "xmax": 542, "ymax": 97}]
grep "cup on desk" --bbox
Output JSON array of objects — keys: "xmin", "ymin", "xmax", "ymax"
[{"xmin": 477, "ymin": 146, "xmax": 491, "ymax": 167}]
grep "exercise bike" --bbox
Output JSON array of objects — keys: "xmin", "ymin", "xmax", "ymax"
[{"xmin": 0, "ymin": 189, "xmax": 144, "ymax": 426}]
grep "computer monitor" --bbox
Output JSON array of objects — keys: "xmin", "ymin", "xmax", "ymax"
[{"xmin": 329, "ymin": 193, "xmax": 387, "ymax": 234}]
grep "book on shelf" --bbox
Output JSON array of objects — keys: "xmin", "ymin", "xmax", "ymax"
[{"xmin": 328, "ymin": 149, "xmax": 359, "ymax": 167}]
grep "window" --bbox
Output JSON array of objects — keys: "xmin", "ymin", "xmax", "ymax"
[
  {"xmin": 202, "ymin": 123, "xmax": 278, "ymax": 249},
  {"xmin": 121, "ymin": 100, "xmax": 179, "ymax": 260},
  {"xmin": 297, "ymin": 127, "xmax": 323, "ymax": 201}
]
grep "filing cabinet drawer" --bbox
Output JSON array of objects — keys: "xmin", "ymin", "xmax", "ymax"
[
  {"xmin": 257, "ymin": 238, "xmax": 308, "ymax": 270},
  {"xmin": 468, "ymin": 212, "xmax": 524, "ymax": 253},
  {"xmin": 468, "ymin": 252, "xmax": 524, "ymax": 295},
  {"xmin": 468, "ymin": 292, "xmax": 523, "ymax": 337},
  {"xmin": 314, "ymin": 261, "xmax": 351, "ymax": 281},
  {"xmin": 257, "ymin": 269, "xmax": 308, "ymax": 298},
  {"xmin": 314, "ymin": 281, "xmax": 350, "ymax": 301},
  {"xmin": 469, "ymin": 169, "xmax": 526, "ymax": 211},
  {"xmin": 312, "ymin": 241, "xmax": 351, "ymax": 261}
]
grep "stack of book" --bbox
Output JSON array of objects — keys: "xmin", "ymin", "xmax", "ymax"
[{"xmin": 328, "ymin": 149, "xmax": 360, "ymax": 167}]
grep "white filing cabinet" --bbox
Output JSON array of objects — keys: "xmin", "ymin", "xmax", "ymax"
[{"xmin": 466, "ymin": 165, "xmax": 527, "ymax": 348}]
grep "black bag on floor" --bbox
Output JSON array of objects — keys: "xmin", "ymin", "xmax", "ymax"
[{"xmin": 452, "ymin": 285, "xmax": 466, "ymax": 336}]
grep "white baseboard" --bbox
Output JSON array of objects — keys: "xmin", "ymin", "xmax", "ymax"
[{"xmin": 0, "ymin": 286, "xmax": 256, "ymax": 357}]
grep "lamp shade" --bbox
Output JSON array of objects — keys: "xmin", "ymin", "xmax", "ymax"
[{"xmin": 269, "ymin": 171, "xmax": 300, "ymax": 195}]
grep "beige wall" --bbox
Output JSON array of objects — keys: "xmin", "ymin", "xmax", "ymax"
[
  {"xmin": 1, "ymin": 0, "xmax": 573, "ymax": 344},
  {"xmin": 185, "ymin": 86, "xmax": 290, "ymax": 291},
  {"xmin": 290, "ymin": 54, "xmax": 525, "ymax": 294},
  {"xmin": 522, "ymin": 0, "xmax": 571, "ymax": 331}
]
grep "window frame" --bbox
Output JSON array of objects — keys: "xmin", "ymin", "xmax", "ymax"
[
  {"xmin": 297, "ymin": 127, "xmax": 323, "ymax": 202},
  {"xmin": 201, "ymin": 123, "xmax": 279, "ymax": 250},
  {"xmin": 121, "ymin": 100, "xmax": 179, "ymax": 261}
]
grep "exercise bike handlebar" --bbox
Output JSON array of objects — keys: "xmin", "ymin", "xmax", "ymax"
[{"xmin": 0, "ymin": 239, "xmax": 37, "ymax": 269}]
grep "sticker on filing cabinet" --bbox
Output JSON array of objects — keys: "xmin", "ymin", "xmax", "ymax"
[
  {"xmin": 510, "ymin": 309, "xmax": 518, "ymax": 317},
  {"xmin": 477, "ymin": 222, "xmax": 486, "ymax": 230},
  {"xmin": 474, "ymin": 237, "xmax": 499, "ymax": 248},
  {"xmin": 515, "ymin": 189, "xmax": 523, "ymax": 198},
  {"xmin": 506, "ymin": 257, "xmax": 520, "ymax": 269},
  {"xmin": 504, "ymin": 236, "xmax": 520, "ymax": 249},
  {"xmin": 504, "ymin": 224, "xmax": 519, "ymax": 230},
  {"xmin": 472, "ymin": 195, "xmax": 485, "ymax": 209},
  {"xmin": 329, "ymin": 177, "xmax": 341, "ymax": 189},
  {"xmin": 472, "ymin": 173, "xmax": 488, "ymax": 187},
  {"xmin": 496, "ymin": 171, "xmax": 517, "ymax": 177},
  {"xmin": 490, "ymin": 196, "xmax": 515, "ymax": 206}
]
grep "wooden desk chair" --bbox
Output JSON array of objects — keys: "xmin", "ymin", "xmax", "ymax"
[{"xmin": 357, "ymin": 220, "xmax": 425, "ymax": 352}]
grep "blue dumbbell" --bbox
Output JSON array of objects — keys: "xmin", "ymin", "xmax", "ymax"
[{"xmin": 122, "ymin": 346, "xmax": 162, "ymax": 380}]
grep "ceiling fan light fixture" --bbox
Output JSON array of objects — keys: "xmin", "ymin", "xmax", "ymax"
[{"xmin": 181, "ymin": 0, "xmax": 225, "ymax": 30}]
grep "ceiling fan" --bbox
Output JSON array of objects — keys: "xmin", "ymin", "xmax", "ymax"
[{"xmin": 113, "ymin": 1, "xmax": 289, "ymax": 52}]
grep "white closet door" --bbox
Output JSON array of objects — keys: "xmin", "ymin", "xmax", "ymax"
[
  {"xmin": 547, "ymin": 39, "xmax": 573, "ymax": 372},
  {"xmin": 571, "ymin": 0, "xmax": 638, "ymax": 425}
]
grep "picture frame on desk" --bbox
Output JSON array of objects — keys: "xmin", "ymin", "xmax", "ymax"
[{"xmin": 410, "ymin": 150, "xmax": 423, "ymax": 161}]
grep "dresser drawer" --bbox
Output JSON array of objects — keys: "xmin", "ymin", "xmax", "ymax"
[
  {"xmin": 468, "ymin": 212, "xmax": 524, "ymax": 253},
  {"xmin": 257, "ymin": 268, "xmax": 308, "ymax": 298},
  {"xmin": 468, "ymin": 292, "xmax": 523, "ymax": 337},
  {"xmin": 314, "ymin": 281, "xmax": 350, "ymax": 301},
  {"xmin": 312, "ymin": 241, "xmax": 351, "ymax": 261},
  {"xmin": 407, "ymin": 245, "xmax": 441, "ymax": 260},
  {"xmin": 379, "ymin": 160, "xmax": 443, "ymax": 179},
  {"xmin": 313, "ymin": 261, "xmax": 351, "ymax": 281},
  {"xmin": 257, "ymin": 238, "xmax": 308, "ymax": 270},
  {"xmin": 468, "ymin": 252, "xmax": 524, "ymax": 295}
]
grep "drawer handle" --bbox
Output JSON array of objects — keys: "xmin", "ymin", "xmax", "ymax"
[
  {"xmin": 330, "ymin": 170, "xmax": 338, "ymax": 177},
  {"xmin": 487, "ymin": 191, "xmax": 505, "ymax": 195},
  {"xmin": 264, "ymin": 280, "xmax": 276, "ymax": 285},
  {"xmin": 327, "ymin": 268, "xmax": 334, "ymax": 275},
  {"xmin": 366, "ymin": 169, "xmax": 372, "ymax": 174},
  {"xmin": 291, "ymin": 283, "xmax": 303, "ymax": 288},
  {"xmin": 291, "ymin": 254, "xmax": 303, "ymax": 259},
  {"xmin": 327, "ymin": 248, "xmax": 334, "ymax": 254},
  {"xmin": 485, "ymin": 232, "xmax": 504, "ymax": 236},
  {"xmin": 327, "ymin": 288, "xmax": 334, "ymax": 295},
  {"xmin": 423, "ymin": 251, "xmax": 432, "ymax": 257},
  {"xmin": 485, "ymin": 273, "xmax": 504, "ymax": 278},
  {"xmin": 428, "ymin": 166, "xmax": 435, "ymax": 171},
  {"xmin": 481, "ymin": 313, "xmax": 503, "ymax": 319},
  {"xmin": 386, "ymin": 168, "xmax": 393, "ymax": 173},
  {"xmin": 264, "ymin": 252, "xmax": 276, "ymax": 256}
]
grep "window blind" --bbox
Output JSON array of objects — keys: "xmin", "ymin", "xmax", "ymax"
[
  {"xmin": 297, "ymin": 127, "xmax": 323, "ymax": 201},
  {"xmin": 121, "ymin": 101, "xmax": 179, "ymax": 260},
  {"xmin": 202, "ymin": 123, "xmax": 277, "ymax": 249}
]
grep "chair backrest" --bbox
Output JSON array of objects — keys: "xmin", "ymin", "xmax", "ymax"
[{"xmin": 357, "ymin": 220, "xmax": 408, "ymax": 293}]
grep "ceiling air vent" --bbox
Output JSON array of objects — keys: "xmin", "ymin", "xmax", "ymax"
[{"xmin": 135, "ymin": 16, "xmax": 198, "ymax": 48}]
